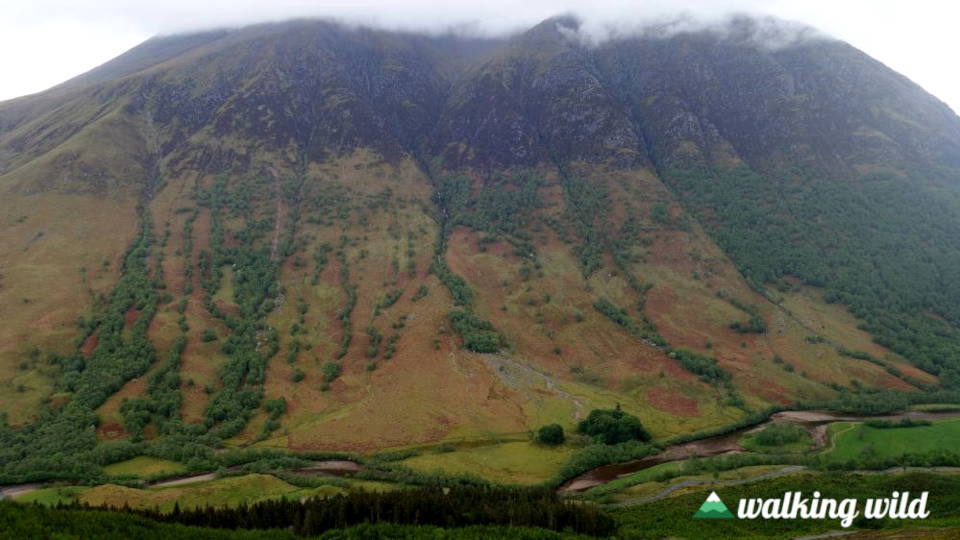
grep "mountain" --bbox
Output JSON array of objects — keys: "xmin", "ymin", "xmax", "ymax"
[{"xmin": 1, "ymin": 15, "xmax": 959, "ymax": 481}]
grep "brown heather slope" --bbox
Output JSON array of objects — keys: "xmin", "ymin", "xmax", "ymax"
[{"xmin": 0, "ymin": 16, "xmax": 957, "ymax": 477}]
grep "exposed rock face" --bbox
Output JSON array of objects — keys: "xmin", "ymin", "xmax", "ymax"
[{"xmin": 5, "ymin": 16, "xmax": 958, "ymax": 178}]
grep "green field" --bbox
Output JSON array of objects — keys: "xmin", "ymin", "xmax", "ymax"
[
  {"xmin": 826, "ymin": 418, "xmax": 960, "ymax": 461},
  {"xmin": 402, "ymin": 442, "xmax": 575, "ymax": 485},
  {"xmin": 103, "ymin": 456, "xmax": 187, "ymax": 478},
  {"xmin": 12, "ymin": 472, "xmax": 960, "ymax": 539},
  {"xmin": 584, "ymin": 463, "xmax": 789, "ymax": 504},
  {"xmin": 16, "ymin": 473, "xmax": 397, "ymax": 512},
  {"xmin": 612, "ymin": 472, "xmax": 960, "ymax": 539},
  {"xmin": 909, "ymin": 404, "xmax": 960, "ymax": 412}
]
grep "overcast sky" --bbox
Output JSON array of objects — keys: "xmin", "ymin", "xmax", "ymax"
[{"xmin": 2, "ymin": 1, "xmax": 959, "ymax": 113}]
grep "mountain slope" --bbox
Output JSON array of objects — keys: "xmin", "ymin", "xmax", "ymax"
[{"xmin": 0, "ymin": 16, "xmax": 957, "ymax": 481}]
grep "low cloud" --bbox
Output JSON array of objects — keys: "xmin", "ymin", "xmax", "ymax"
[
  {"xmin": 556, "ymin": 12, "xmax": 828, "ymax": 50},
  {"xmin": 1, "ymin": 1, "xmax": 958, "ymax": 112}
]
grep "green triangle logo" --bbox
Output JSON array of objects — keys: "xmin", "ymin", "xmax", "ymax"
[{"xmin": 693, "ymin": 491, "xmax": 734, "ymax": 519}]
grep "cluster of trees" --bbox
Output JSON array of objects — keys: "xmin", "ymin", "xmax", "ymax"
[
  {"xmin": 429, "ymin": 258, "xmax": 472, "ymax": 307},
  {"xmin": 411, "ymin": 284, "xmax": 428, "ymax": 302},
  {"xmin": 62, "ymin": 214, "xmax": 161, "ymax": 409},
  {"xmin": 428, "ymin": 173, "xmax": 514, "ymax": 353},
  {"xmin": 667, "ymin": 348, "xmax": 732, "ymax": 386},
  {"xmin": 750, "ymin": 423, "xmax": 806, "ymax": 446},
  {"xmin": 259, "ymin": 397, "xmax": 287, "ymax": 439},
  {"xmin": 593, "ymin": 298, "xmax": 666, "ymax": 346},
  {"xmin": 447, "ymin": 310, "xmax": 503, "ymax": 353},
  {"xmin": 195, "ymin": 179, "xmax": 284, "ymax": 440},
  {"xmin": 560, "ymin": 174, "xmax": 608, "ymax": 278},
  {"xmin": 120, "ymin": 335, "xmax": 187, "ymax": 439},
  {"xmin": 335, "ymin": 235, "xmax": 357, "ymax": 360},
  {"xmin": 0, "ymin": 211, "xmax": 169, "ymax": 482},
  {"xmin": 375, "ymin": 289, "xmax": 402, "ymax": 312},
  {"xmin": 577, "ymin": 407, "xmax": 652, "ymax": 445},
  {"xmin": 463, "ymin": 171, "xmax": 543, "ymax": 244},
  {"xmin": 611, "ymin": 216, "xmax": 655, "ymax": 308},
  {"xmin": 722, "ymin": 295, "xmax": 766, "ymax": 334}
]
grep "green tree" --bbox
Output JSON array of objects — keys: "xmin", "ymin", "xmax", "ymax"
[
  {"xmin": 537, "ymin": 424, "xmax": 565, "ymax": 446},
  {"xmin": 578, "ymin": 408, "xmax": 651, "ymax": 445}
]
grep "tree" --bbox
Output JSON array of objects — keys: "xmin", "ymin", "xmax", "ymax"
[
  {"xmin": 578, "ymin": 408, "xmax": 651, "ymax": 445},
  {"xmin": 537, "ymin": 424, "xmax": 565, "ymax": 446}
]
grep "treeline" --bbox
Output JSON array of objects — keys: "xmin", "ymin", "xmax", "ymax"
[
  {"xmin": 0, "ymin": 501, "xmax": 294, "ymax": 540},
  {"xmin": 57, "ymin": 486, "xmax": 616, "ymax": 537},
  {"xmin": 0, "ymin": 501, "xmax": 599, "ymax": 539},
  {"xmin": 865, "ymin": 418, "xmax": 932, "ymax": 429}
]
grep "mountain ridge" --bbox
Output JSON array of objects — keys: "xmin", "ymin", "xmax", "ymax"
[{"xmin": 0, "ymin": 15, "xmax": 958, "ymax": 482}]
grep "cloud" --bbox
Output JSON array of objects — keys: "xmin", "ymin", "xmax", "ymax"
[
  {"xmin": 1, "ymin": 0, "xmax": 958, "ymax": 113},
  {"xmin": 6, "ymin": 0, "xmax": 782, "ymax": 37},
  {"xmin": 554, "ymin": 12, "xmax": 828, "ymax": 51}
]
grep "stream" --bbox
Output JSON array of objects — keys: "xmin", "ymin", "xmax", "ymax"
[{"xmin": 559, "ymin": 409, "xmax": 960, "ymax": 492}]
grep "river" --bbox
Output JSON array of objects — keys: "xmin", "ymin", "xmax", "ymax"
[{"xmin": 559, "ymin": 409, "xmax": 960, "ymax": 492}]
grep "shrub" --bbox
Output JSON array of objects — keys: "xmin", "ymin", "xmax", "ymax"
[
  {"xmin": 752, "ymin": 423, "xmax": 806, "ymax": 446},
  {"xmin": 537, "ymin": 424, "xmax": 566, "ymax": 446},
  {"xmin": 447, "ymin": 310, "xmax": 503, "ymax": 353},
  {"xmin": 322, "ymin": 361, "xmax": 342, "ymax": 383}
]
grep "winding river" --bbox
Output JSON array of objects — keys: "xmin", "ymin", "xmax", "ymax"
[{"xmin": 559, "ymin": 409, "xmax": 960, "ymax": 492}]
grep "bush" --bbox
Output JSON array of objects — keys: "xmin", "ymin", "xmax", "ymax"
[
  {"xmin": 668, "ymin": 348, "xmax": 731, "ymax": 384},
  {"xmin": 411, "ymin": 285, "xmax": 429, "ymax": 302},
  {"xmin": 752, "ymin": 423, "xmax": 806, "ymax": 446},
  {"xmin": 537, "ymin": 424, "xmax": 565, "ymax": 446},
  {"xmin": 448, "ymin": 310, "xmax": 503, "ymax": 353},
  {"xmin": 322, "ymin": 361, "xmax": 342, "ymax": 383},
  {"xmin": 200, "ymin": 329, "xmax": 218, "ymax": 342}
]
